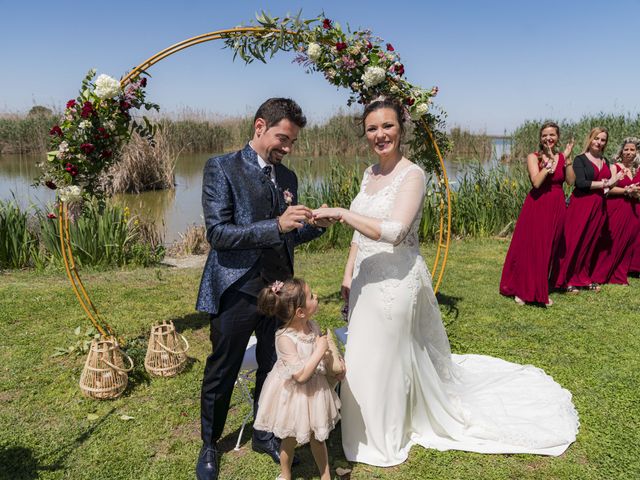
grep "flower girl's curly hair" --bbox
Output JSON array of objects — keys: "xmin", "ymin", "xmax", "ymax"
[{"xmin": 257, "ymin": 278, "xmax": 308, "ymax": 328}]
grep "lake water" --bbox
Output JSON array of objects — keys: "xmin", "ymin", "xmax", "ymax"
[{"xmin": 0, "ymin": 139, "xmax": 511, "ymax": 244}]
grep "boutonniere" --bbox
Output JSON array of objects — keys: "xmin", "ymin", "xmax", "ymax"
[{"xmin": 283, "ymin": 188, "xmax": 294, "ymax": 205}]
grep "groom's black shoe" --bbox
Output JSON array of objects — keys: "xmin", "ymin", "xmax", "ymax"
[
  {"xmin": 251, "ymin": 437, "xmax": 300, "ymax": 465},
  {"xmin": 196, "ymin": 444, "xmax": 219, "ymax": 480}
]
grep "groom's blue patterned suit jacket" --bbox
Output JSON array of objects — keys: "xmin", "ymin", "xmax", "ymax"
[{"xmin": 196, "ymin": 144, "xmax": 324, "ymax": 315}]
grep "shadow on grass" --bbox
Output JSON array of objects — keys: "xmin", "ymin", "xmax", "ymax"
[
  {"xmin": 0, "ymin": 409, "xmax": 116, "ymax": 480},
  {"xmin": 436, "ymin": 292, "xmax": 461, "ymax": 320},
  {"xmin": 217, "ymin": 420, "xmax": 352, "ymax": 480},
  {"xmin": 172, "ymin": 311, "xmax": 210, "ymax": 333}
]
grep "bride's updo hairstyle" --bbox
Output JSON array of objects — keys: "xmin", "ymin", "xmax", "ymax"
[
  {"xmin": 258, "ymin": 278, "xmax": 308, "ymax": 327},
  {"xmin": 360, "ymin": 97, "xmax": 406, "ymax": 137}
]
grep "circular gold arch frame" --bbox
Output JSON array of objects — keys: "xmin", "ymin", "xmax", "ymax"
[{"xmin": 59, "ymin": 27, "xmax": 452, "ymax": 337}]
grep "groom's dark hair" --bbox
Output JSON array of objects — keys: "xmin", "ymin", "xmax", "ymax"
[{"xmin": 254, "ymin": 98, "xmax": 307, "ymax": 129}]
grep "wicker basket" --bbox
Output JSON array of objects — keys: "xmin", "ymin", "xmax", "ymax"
[
  {"xmin": 144, "ymin": 320, "xmax": 190, "ymax": 377},
  {"xmin": 79, "ymin": 337, "xmax": 134, "ymax": 400}
]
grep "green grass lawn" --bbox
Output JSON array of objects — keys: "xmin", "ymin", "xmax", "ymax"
[{"xmin": 1, "ymin": 239, "xmax": 638, "ymax": 479}]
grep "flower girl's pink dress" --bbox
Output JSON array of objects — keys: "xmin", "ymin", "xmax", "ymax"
[{"xmin": 254, "ymin": 320, "xmax": 341, "ymax": 444}]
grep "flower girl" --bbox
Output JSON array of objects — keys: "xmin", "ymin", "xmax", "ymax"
[{"xmin": 254, "ymin": 278, "xmax": 342, "ymax": 480}]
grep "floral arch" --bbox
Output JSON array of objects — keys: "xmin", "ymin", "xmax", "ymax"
[{"xmin": 42, "ymin": 13, "xmax": 452, "ymax": 337}]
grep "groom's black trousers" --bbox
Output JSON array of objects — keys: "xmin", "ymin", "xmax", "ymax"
[{"xmin": 200, "ymin": 286, "xmax": 278, "ymax": 447}]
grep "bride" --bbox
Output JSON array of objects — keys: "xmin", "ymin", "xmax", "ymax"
[{"xmin": 312, "ymin": 97, "xmax": 579, "ymax": 467}]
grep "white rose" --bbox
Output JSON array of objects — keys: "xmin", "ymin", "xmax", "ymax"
[
  {"xmin": 58, "ymin": 185, "xmax": 82, "ymax": 203},
  {"xmin": 94, "ymin": 74, "xmax": 121, "ymax": 99},
  {"xmin": 411, "ymin": 102, "xmax": 429, "ymax": 120},
  {"xmin": 362, "ymin": 66, "xmax": 386, "ymax": 88},
  {"xmin": 78, "ymin": 120, "xmax": 91, "ymax": 130},
  {"xmin": 307, "ymin": 43, "xmax": 322, "ymax": 61}
]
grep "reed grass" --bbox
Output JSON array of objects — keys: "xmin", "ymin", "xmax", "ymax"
[
  {"xmin": 0, "ymin": 199, "xmax": 164, "ymax": 270},
  {"xmin": 1, "ymin": 110, "xmax": 487, "ymax": 160},
  {"xmin": 101, "ymin": 128, "xmax": 178, "ymax": 194},
  {"xmin": 512, "ymin": 114, "xmax": 640, "ymax": 160},
  {"xmin": 0, "ymin": 113, "xmax": 57, "ymax": 154},
  {"xmin": 448, "ymin": 127, "xmax": 493, "ymax": 160},
  {"xmin": 166, "ymin": 224, "xmax": 209, "ymax": 257},
  {"xmin": 0, "ymin": 199, "xmax": 40, "ymax": 268}
]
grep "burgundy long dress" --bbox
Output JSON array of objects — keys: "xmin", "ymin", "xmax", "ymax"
[
  {"xmin": 500, "ymin": 154, "xmax": 566, "ymax": 304},
  {"xmin": 626, "ymin": 174, "xmax": 640, "ymax": 275},
  {"xmin": 553, "ymin": 160, "xmax": 611, "ymax": 288},
  {"xmin": 591, "ymin": 169, "xmax": 640, "ymax": 284}
]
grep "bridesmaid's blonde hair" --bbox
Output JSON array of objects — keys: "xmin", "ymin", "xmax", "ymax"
[{"xmin": 582, "ymin": 127, "xmax": 609, "ymax": 154}]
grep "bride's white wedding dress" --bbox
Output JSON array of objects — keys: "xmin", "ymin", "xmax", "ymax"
[{"xmin": 340, "ymin": 163, "xmax": 579, "ymax": 466}]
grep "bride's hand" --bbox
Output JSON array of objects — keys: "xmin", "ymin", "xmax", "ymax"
[
  {"xmin": 310, "ymin": 204, "xmax": 338, "ymax": 228},
  {"xmin": 313, "ymin": 207, "xmax": 345, "ymax": 221}
]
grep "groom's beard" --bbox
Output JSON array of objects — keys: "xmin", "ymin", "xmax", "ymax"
[{"xmin": 268, "ymin": 150, "xmax": 287, "ymax": 165}]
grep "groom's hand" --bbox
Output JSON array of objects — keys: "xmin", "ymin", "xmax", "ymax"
[{"xmin": 278, "ymin": 204, "xmax": 313, "ymax": 233}]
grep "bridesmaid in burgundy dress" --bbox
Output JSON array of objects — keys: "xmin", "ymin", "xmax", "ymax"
[
  {"xmin": 592, "ymin": 138, "xmax": 640, "ymax": 284},
  {"xmin": 500, "ymin": 122, "xmax": 574, "ymax": 306},
  {"xmin": 552, "ymin": 127, "xmax": 624, "ymax": 293}
]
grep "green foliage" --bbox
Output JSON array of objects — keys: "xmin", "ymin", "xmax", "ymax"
[
  {"xmin": 512, "ymin": 114, "xmax": 640, "ymax": 161},
  {"xmin": 0, "ymin": 199, "xmax": 41, "ymax": 269},
  {"xmin": 51, "ymin": 326, "xmax": 101, "ymax": 357},
  {"xmin": 0, "ymin": 200, "xmax": 163, "ymax": 270},
  {"xmin": 296, "ymin": 161, "xmax": 532, "ymax": 249}
]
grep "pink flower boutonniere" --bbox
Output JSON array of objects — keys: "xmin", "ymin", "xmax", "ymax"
[{"xmin": 283, "ymin": 189, "xmax": 294, "ymax": 205}]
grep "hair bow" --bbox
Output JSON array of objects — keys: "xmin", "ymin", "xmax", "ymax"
[{"xmin": 271, "ymin": 280, "xmax": 284, "ymax": 294}]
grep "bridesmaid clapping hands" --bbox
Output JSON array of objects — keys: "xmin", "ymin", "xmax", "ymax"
[{"xmin": 500, "ymin": 122, "xmax": 573, "ymax": 306}]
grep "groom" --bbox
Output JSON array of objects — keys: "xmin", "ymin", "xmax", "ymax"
[{"xmin": 195, "ymin": 98, "xmax": 328, "ymax": 480}]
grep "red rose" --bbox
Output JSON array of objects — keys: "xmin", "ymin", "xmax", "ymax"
[
  {"xmin": 65, "ymin": 163, "xmax": 79, "ymax": 176},
  {"xmin": 386, "ymin": 43, "xmax": 394, "ymax": 51},
  {"xmin": 119, "ymin": 100, "xmax": 131, "ymax": 111},
  {"xmin": 47, "ymin": 213, "xmax": 57, "ymax": 219},
  {"xmin": 336, "ymin": 42, "xmax": 347, "ymax": 51},
  {"xmin": 97, "ymin": 127, "xmax": 110, "ymax": 139},
  {"xmin": 45, "ymin": 180, "xmax": 57, "ymax": 190},
  {"xmin": 101, "ymin": 149, "xmax": 112, "ymax": 159},
  {"xmin": 140, "ymin": 77, "xmax": 147, "ymax": 88},
  {"xmin": 394, "ymin": 63, "xmax": 405, "ymax": 76},
  {"xmin": 406, "ymin": 98, "xmax": 415, "ymax": 106},
  {"xmin": 323, "ymin": 18, "xmax": 332, "ymax": 29},
  {"xmin": 66, "ymin": 99, "xmax": 76, "ymax": 109},
  {"xmin": 80, "ymin": 143, "xmax": 95, "ymax": 154},
  {"xmin": 49, "ymin": 125, "xmax": 63, "ymax": 136},
  {"xmin": 81, "ymin": 101, "xmax": 94, "ymax": 118},
  {"xmin": 366, "ymin": 41, "xmax": 373, "ymax": 50}
]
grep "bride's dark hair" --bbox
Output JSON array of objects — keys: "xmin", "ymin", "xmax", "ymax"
[{"xmin": 360, "ymin": 97, "xmax": 406, "ymax": 137}]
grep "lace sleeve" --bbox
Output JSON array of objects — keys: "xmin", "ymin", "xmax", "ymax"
[
  {"xmin": 275, "ymin": 335, "xmax": 304, "ymax": 380},
  {"xmin": 378, "ymin": 168, "xmax": 426, "ymax": 245}
]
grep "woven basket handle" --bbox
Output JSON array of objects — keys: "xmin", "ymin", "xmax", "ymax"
[
  {"xmin": 157, "ymin": 333, "xmax": 190, "ymax": 355},
  {"xmin": 102, "ymin": 350, "xmax": 134, "ymax": 373}
]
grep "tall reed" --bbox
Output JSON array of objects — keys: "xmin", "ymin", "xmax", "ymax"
[
  {"xmin": 101, "ymin": 127, "xmax": 178, "ymax": 194},
  {"xmin": 0, "ymin": 199, "xmax": 41, "ymax": 268},
  {"xmin": 512, "ymin": 114, "xmax": 640, "ymax": 160},
  {"xmin": 38, "ymin": 199, "xmax": 164, "ymax": 268}
]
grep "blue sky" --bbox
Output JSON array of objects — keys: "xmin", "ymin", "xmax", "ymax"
[{"xmin": 0, "ymin": 0, "xmax": 637, "ymax": 134}]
